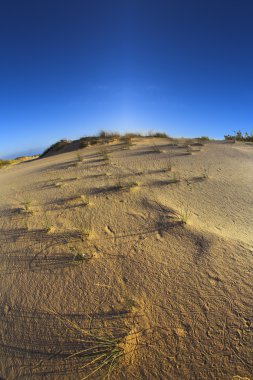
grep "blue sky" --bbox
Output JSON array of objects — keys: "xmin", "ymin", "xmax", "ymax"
[{"xmin": 0, "ymin": 0, "xmax": 253, "ymax": 157}]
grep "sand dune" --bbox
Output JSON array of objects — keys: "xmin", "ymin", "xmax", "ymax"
[{"xmin": 0, "ymin": 137, "xmax": 252, "ymax": 379}]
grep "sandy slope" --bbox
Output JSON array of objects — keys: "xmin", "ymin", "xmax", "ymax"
[{"xmin": 0, "ymin": 138, "xmax": 252, "ymax": 380}]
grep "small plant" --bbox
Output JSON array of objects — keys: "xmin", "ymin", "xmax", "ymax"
[
  {"xmin": 20, "ymin": 196, "xmax": 33, "ymax": 214},
  {"xmin": 89, "ymin": 137, "xmax": 99, "ymax": 145},
  {"xmin": 164, "ymin": 159, "xmax": 172, "ymax": 172},
  {"xmin": 79, "ymin": 140, "xmax": 89, "ymax": 149},
  {"xmin": 70, "ymin": 247, "xmax": 92, "ymax": 262},
  {"xmin": 123, "ymin": 297, "xmax": 137, "ymax": 311},
  {"xmin": 126, "ymin": 181, "xmax": 139, "ymax": 191},
  {"xmin": 224, "ymin": 130, "xmax": 253, "ymax": 142},
  {"xmin": 74, "ymin": 215, "xmax": 93, "ymax": 241},
  {"xmin": 80, "ymin": 226, "xmax": 92, "ymax": 241},
  {"xmin": 55, "ymin": 182, "xmax": 63, "ymax": 188},
  {"xmin": 121, "ymin": 136, "xmax": 133, "ymax": 149},
  {"xmin": 70, "ymin": 192, "xmax": 90, "ymax": 206},
  {"xmin": 115, "ymin": 176, "xmax": 139, "ymax": 191},
  {"xmin": 115, "ymin": 176, "xmax": 123, "ymax": 190},
  {"xmin": 177, "ymin": 202, "xmax": 191, "ymax": 224},
  {"xmin": 45, "ymin": 308, "xmax": 130, "ymax": 379},
  {"xmin": 24, "ymin": 218, "xmax": 30, "ymax": 231},
  {"xmin": 170, "ymin": 171, "xmax": 180, "ymax": 183},
  {"xmin": 186, "ymin": 145, "xmax": 193, "ymax": 154},
  {"xmin": 148, "ymin": 131, "xmax": 168, "ymax": 138},
  {"xmin": 198, "ymin": 136, "xmax": 210, "ymax": 141},
  {"xmin": 76, "ymin": 151, "xmax": 84, "ymax": 163},
  {"xmin": 80, "ymin": 193, "xmax": 90, "ymax": 206},
  {"xmin": 0, "ymin": 159, "xmax": 13, "ymax": 169},
  {"xmin": 99, "ymin": 148, "xmax": 109, "ymax": 162},
  {"xmin": 152, "ymin": 144, "xmax": 162, "ymax": 153},
  {"xmin": 42, "ymin": 213, "xmax": 55, "ymax": 233},
  {"xmin": 40, "ymin": 139, "xmax": 70, "ymax": 158},
  {"xmin": 201, "ymin": 166, "xmax": 209, "ymax": 179}
]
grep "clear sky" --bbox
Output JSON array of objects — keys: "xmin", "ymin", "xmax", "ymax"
[{"xmin": 0, "ymin": 0, "xmax": 253, "ymax": 157}]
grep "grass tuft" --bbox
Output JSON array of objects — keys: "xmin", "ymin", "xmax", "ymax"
[
  {"xmin": 115, "ymin": 177, "xmax": 139, "ymax": 191},
  {"xmin": 45, "ymin": 308, "xmax": 129, "ymax": 379},
  {"xmin": 177, "ymin": 202, "xmax": 191, "ymax": 224},
  {"xmin": 19, "ymin": 196, "xmax": 33, "ymax": 214},
  {"xmin": 152, "ymin": 144, "xmax": 162, "ymax": 153},
  {"xmin": 99, "ymin": 148, "xmax": 110, "ymax": 162},
  {"xmin": 77, "ymin": 151, "xmax": 84, "ymax": 163},
  {"xmin": 70, "ymin": 247, "xmax": 93, "ymax": 262},
  {"xmin": 42, "ymin": 213, "xmax": 55, "ymax": 233}
]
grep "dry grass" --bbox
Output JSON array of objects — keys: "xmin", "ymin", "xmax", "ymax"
[
  {"xmin": 0, "ymin": 159, "xmax": 13, "ymax": 168},
  {"xmin": 42, "ymin": 308, "xmax": 148, "ymax": 380},
  {"xmin": 99, "ymin": 148, "xmax": 110, "ymax": 162},
  {"xmin": 19, "ymin": 196, "xmax": 33, "ymax": 214},
  {"xmin": 177, "ymin": 202, "xmax": 191, "ymax": 224},
  {"xmin": 70, "ymin": 247, "xmax": 93, "ymax": 262},
  {"xmin": 76, "ymin": 151, "xmax": 84, "ymax": 163},
  {"xmin": 73, "ymin": 214, "xmax": 93, "ymax": 241},
  {"xmin": 42, "ymin": 213, "xmax": 55, "ymax": 233},
  {"xmin": 152, "ymin": 144, "xmax": 162, "ymax": 153},
  {"xmin": 115, "ymin": 177, "xmax": 139, "ymax": 191}
]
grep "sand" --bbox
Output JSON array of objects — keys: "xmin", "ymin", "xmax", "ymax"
[{"xmin": 0, "ymin": 137, "xmax": 252, "ymax": 379}]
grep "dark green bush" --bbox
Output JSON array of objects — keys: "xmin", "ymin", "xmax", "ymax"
[{"xmin": 40, "ymin": 139, "xmax": 70, "ymax": 157}]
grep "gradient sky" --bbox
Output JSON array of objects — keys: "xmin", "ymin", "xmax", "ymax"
[{"xmin": 0, "ymin": 0, "xmax": 253, "ymax": 157}]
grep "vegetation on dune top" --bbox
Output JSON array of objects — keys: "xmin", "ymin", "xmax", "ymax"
[
  {"xmin": 0, "ymin": 159, "xmax": 14, "ymax": 168},
  {"xmin": 40, "ymin": 139, "xmax": 71, "ymax": 157},
  {"xmin": 39, "ymin": 130, "xmax": 171, "ymax": 159},
  {"xmin": 224, "ymin": 130, "xmax": 253, "ymax": 142}
]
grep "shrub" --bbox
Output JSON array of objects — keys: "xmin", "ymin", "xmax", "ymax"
[
  {"xmin": 147, "ymin": 131, "xmax": 169, "ymax": 138},
  {"xmin": 224, "ymin": 130, "xmax": 253, "ymax": 142},
  {"xmin": 198, "ymin": 136, "xmax": 210, "ymax": 141},
  {"xmin": 79, "ymin": 136, "xmax": 99, "ymax": 148},
  {"xmin": 40, "ymin": 139, "xmax": 70, "ymax": 157},
  {"xmin": 99, "ymin": 130, "xmax": 120, "ymax": 142},
  {"xmin": 0, "ymin": 159, "xmax": 12, "ymax": 168}
]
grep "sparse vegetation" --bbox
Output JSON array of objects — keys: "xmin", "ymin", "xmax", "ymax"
[
  {"xmin": 70, "ymin": 247, "xmax": 92, "ymax": 262},
  {"xmin": 201, "ymin": 166, "xmax": 209, "ymax": 179},
  {"xmin": 224, "ymin": 130, "xmax": 253, "ymax": 142},
  {"xmin": 121, "ymin": 136, "xmax": 133, "ymax": 149},
  {"xmin": 169, "ymin": 171, "xmax": 180, "ymax": 183},
  {"xmin": 79, "ymin": 193, "xmax": 90, "ymax": 206},
  {"xmin": 37, "ymin": 131, "xmax": 174, "ymax": 160},
  {"xmin": 148, "ymin": 131, "xmax": 169, "ymax": 138},
  {"xmin": 115, "ymin": 176, "xmax": 139, "ymax": 191},
  {"xmin": 177, "ymin": 202, "xmax": 191, "ymax": 224},
  {"xmin": 54, "ymin": 181, "xmax": 64, "ymax": 188},
  {"xmin": 123, "ymin": 297, "xmax": 137, "ymax": 311},
  {"xmin": 98, "ymin": 130, "xmax": 120, "ymax": 144},
  {"xmin": 198, "ymin": 136, "xmax": 210, "ymax": 141},
  {"xmin": 0, "ymin": 159, "xmax": 13, "ymax": 169},
  {"xmin": 74, "ymin": 215, "xmax": 93, "ymax": 241},
  {"xmin": 42, "ymin": 213, "xmax": 55, "ymax": 233},
  {"xmin": 46, "ymin": 308, "xmax": 130, "ymax": 379},
  {"xmin": 125, "ymin": 180, "xmax": 139, "ymax": 191},
  {"xmin": 99, "ymin": 147, "xmax": 109, "ymax": 162},
  {"xmin": 20, "ymin": 196, "xmax": 33, "ymax": 214},
  {"xmin": 79, "ymin": 140, "xmax": 89, "ymax": 148},
  {"xmin": 186, "ymin": 145, "xmax": 193, "ymax": 154},
  {"xmin": 164, "ymin": 159, "xmax": 172, "ymax": 172},
  {"xmin": 40, "ymin": 139, "xmax": 70, "ymax": 157},
  {"xmin": 79, "ymin": 136, "xmax": 100, "ymax": 148},
  {"xmin": 67, "ymin": 192, "xmax": 90, "ymax": 206},
  {"xmin": 152, "ymin": 144, "xmax": 162, "ymax": 153},
  {"xmin": 76, "ymin": 151, "xmax": 84, "ymax": 163}
]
